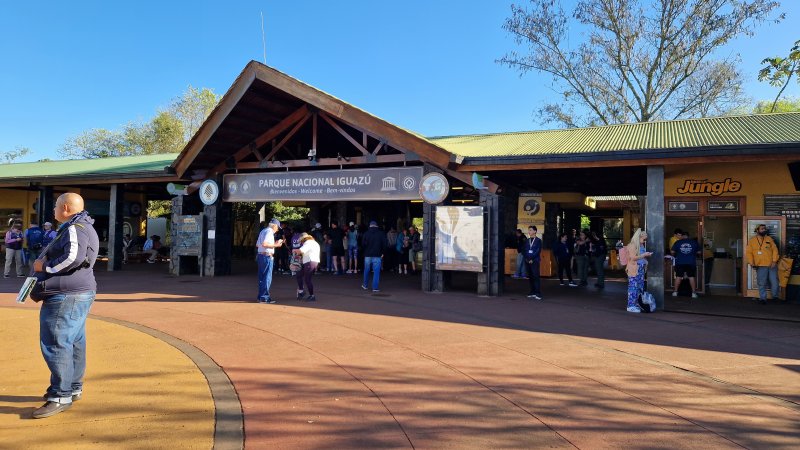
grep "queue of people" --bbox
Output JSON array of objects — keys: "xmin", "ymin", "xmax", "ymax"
[{"xmin": 254, "ymin": 219, "xmax": 419, "ymax": 303}]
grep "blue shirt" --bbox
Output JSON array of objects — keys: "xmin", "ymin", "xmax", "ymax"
[{"xmin": 671, "ymin": 238, "xmax": 699, "ymax": 265}]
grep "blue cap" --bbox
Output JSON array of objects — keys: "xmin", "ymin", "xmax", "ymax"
[
  {"xmin": 369, "ymin": 220, "xmax": 377, "ymax": 226},
  {"xmin": 269, "ymin": 218, "xmax": 280, "ymax": 227}
]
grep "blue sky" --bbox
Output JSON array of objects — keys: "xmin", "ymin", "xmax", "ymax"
[{"xmin": 1, "ymin": 1, "xmax": 798, "ymax": 162}]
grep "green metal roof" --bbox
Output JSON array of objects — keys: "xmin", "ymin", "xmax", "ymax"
[
  {"xmin": 427, "ymin": 112, "xmax": 800, "ymax": 158},
  {"xmin": 0, "ymin": 153, "xmax": 179, "ymax": 182}
]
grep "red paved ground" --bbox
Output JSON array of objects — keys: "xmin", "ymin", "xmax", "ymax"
[{"xmin": 3, "ymin": 263, "xmax": 799, "ymax": 449}]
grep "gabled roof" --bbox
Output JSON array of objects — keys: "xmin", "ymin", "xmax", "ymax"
[
  {"xmin": 171, "ymin": 61, "xmax": 455, "ymax": 178},
  {"xmin": 0, "ymin": 153, "xmax": 179, "ymax": 187},
  {"xmin": 429, "ymin": 112, "xmax": 800, "ymax": 159}
]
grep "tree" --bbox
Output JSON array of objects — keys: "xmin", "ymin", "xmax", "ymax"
[
  {"xmin": 758, "ymin": 40, "xmax": 800, "ymax": 112},
  {"xmin": 753, "ymin": 96, "xmax": 800, "ymax": 113},
  {"xmin": 500, "ymin": 0, "xmax": 781, "ymax": 127},
  {"xmin": 59, "ymin": 86, "xmax": 220, "ymax": 159},
  {"xmin": 169, "ymin": 86, "xmax": 219, "ymax": 143},
  {"xmin": 1, "ymin": 146, "xmax": 31, "ymax": 163}
]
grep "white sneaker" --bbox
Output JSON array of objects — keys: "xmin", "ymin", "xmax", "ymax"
[
  {"xmin": 691, "ymin": 292, "xmax": 698, "ymax": 299},
  {"xmin": 568, "ymin": 282, "xmax": 578, "ymax": 287},
  {"xmin": 672, "ymin": 291, "xmax": 678, "ymax": 297},
  {"xmin": 627, "ymin": 306, "xmax": 641, "ymax": 313},
  {"xmin": 532, "ymin": 295, "xmax": 542, "ymax": 300}
]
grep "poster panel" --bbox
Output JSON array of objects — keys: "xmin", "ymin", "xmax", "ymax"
[
  {"xmin": 517, "ymin": 193, "xmax": 545, "ymax": 236},
  {"xmin": 743, "ymin": 216, "xmax": 785, "ymax": 298},
  {"xmin": 435, "ymin": 206, "xmax": 484, "ymax": 272}
]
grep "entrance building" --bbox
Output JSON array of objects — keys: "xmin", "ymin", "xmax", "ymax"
[{"xmin": 4, "ymin": 62, "xmax": 800, "ymax": 311}]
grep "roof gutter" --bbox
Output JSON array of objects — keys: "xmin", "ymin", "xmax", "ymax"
[{"xmin": 455, "ymin": 142, "xmax": 800, "ymax": 169}]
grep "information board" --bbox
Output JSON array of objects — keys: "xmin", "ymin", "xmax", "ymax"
[
  {"xmin": 174, "ymin": 215, "xmax": 203, "ymax": 256},
  {"xmin": 435, "ymin": 206, "xmax": 484, "ymax": 272}
]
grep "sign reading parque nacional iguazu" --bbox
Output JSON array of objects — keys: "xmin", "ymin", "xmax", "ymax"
[{"xmin": 222, "ymin": 167, "xmax": 424, "ymax": 202}]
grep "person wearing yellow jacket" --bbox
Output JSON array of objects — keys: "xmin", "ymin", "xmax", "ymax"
[{"xmin": 746, "ymin": 224, "xmax": 780, "ymax": 304}]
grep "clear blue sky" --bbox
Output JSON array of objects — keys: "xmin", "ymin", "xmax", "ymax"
[{"xmin": 1, "ymin": 1, "xmax": 798, "ymax": 162}]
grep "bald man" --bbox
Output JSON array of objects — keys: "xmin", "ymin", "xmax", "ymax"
[{"xmin": 31, "ymin": 192, "xmax": 99, "ymax": 419}]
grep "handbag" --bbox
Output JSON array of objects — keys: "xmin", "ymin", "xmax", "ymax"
[{"xmin": 638, "ymin": 291, "xmax": 656, "ymax": 313}]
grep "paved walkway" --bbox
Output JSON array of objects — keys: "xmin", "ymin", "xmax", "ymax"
[
  {"xmin": 2, "ymin": 266, "xmax": 799, "ymax": 449},
  {"xmin": 0, "ymin": 306, "xmax": 215, "ymax": 449}
]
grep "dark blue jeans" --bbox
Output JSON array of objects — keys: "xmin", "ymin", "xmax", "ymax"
[
  {"xmin": 363, "ymin": 257, "xmax": 382, "ymax": 290},
  {"xmin": 257, "ymin": 254, "xmax": 274, "ymax": 300},
  {"xmin": 40, "ymin": 291, "xmax": 95, "ymax": 403}
]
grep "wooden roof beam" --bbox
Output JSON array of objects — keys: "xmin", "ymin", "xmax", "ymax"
[
  {"xmin": 262, "ymin": 112, "xmax": 312, "ymax": 163},
  {"xmin": 210, "ymin": 104, "xmax": 309, "ymax": 175},
  {"xmin": 319, "ymin": 111, "xmax": 369, "ymax": 156}
]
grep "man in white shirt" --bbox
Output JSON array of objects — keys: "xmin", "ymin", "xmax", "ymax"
[{"xmin": 256, "ymin": 218, "xmax": 284, "ymax": 303}]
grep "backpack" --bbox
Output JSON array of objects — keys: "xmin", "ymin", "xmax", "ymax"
[
  {"xmin": 618, "ymin": 245, "xmax": 629, "ymax": 266},
  {"xmin": 27, "ymin": 227, "xmax": 44, "ymax": 249}
]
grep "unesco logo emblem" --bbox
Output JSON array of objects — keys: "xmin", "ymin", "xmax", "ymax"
[
  {"xmin": 241, "ymin": 180, "xmax": 251, "ymax": 194},
  {"xmin": 227, "ymin": 181, "xmax": 238, "ymax": 195},
  {"xmin": 402, "ymin": 176, "xmax": 416, "ymax": 191}
]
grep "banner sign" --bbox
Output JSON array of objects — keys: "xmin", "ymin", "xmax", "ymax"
[
  {"xmin": 222, "ymin": 167, "xmax": 424, "ymax": 202},
  {"xmin": 517, "ymin": 193, "xmax": 545, "ymax": 237}
]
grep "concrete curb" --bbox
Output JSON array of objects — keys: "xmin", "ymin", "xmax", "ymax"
[{"xmin": 94, "ymin": 315, "xmax": 244, "ymax": 450}]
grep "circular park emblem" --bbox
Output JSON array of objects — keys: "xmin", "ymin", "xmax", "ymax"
[
  {"xmin": 200, "ymin": 179, "xmax": 220, "ymax": 206},
  {"xmin": 420, "ymin": 173, "xmax": 449, "ymax": 204}
]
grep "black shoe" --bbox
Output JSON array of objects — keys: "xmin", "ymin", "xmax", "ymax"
[
  {"xmin": 32, "ymin": 401, "xmax": 72, "ymax": 419},
  {"xmin": 758, "ymin": 299, "xmax": 767, "ymax": 305},
  {"xmin": 306, "ymin": 295, "xmax": 316, "ymax": 302},
  {"xmin": 296, "ymin": 291, "xmax": 305, "ymax": 300}
]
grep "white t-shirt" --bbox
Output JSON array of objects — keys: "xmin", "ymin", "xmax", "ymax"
[
  {"xmin": 298, "ymin": 239, "xmax": 321, "ymax": 264},
  {"xmin": 256, "ymin": 227, "xmax": 275, "ymax": 255}
]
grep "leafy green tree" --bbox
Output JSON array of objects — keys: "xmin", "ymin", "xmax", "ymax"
[
  {"xmin": 59, "ymin": 86, "xmax": 220, "ymax": 159},
  {"xmin": 0, "ymin": 146, "xmax": 31, "ymax": 163},
  {"xmin": 170, "ymin": 86, "xmax": 219, "ymax": 142},
  {"xmin": 500, "ymin": 0, "xmax": 781, "ymax": 127},
  {"xmin": 753, "ymin": 97, "xmax": 800, "ymax": 113},
  {"xmin": 758, "ymin": 40, "xmax": 800, "ymax": 112}
]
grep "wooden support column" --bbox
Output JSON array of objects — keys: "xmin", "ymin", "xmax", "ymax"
[
  {"xmin": 422, "ymin": 165, "xmax": 445, "ymax": 293},
  {"xmin": 107, "ymin": 184, "xmax": 124, "ymax": 271},
  {"xmin": 335, "ymin": 202, "xmax": 347, "ymax": 227},
  {"xmin": 37, "ymin": 186, "xmax": 54, "ymax": 225},
  {"xmin": 478, "ymin": 190, "xmax": 504, "ymax": 296},
  {"xmin": 646, "ymin": 165, "xmax": 665, "ymax": 310},
  {"xmin": 544, "ymin": 202, "xmax": 559, "ymax": 250},
  {"xmin": 203, "ymin": 178, "xmax": 233, "ymax": 276}
]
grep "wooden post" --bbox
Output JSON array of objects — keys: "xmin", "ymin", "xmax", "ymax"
[
  {"xmin": 478, "ymin": 190, "xmax": 504, "ymax": 296},
  {"xmin": 422, "ymin": 164, "xmax": 445, "ymax": 293},
  {"xmin": 646, "ymin": 165, "xmax": 665, "ymax": 310},
  {"xmin": 37, "ymin": 186, "xmax": 55, "ymax": 225},
  {"xmin": 107, "ymin": 184, "xmax": 125, "ymax": 271},
  {"xmin": 203, "ymin": 193, "xmax": 233, "ymax": 276}
]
